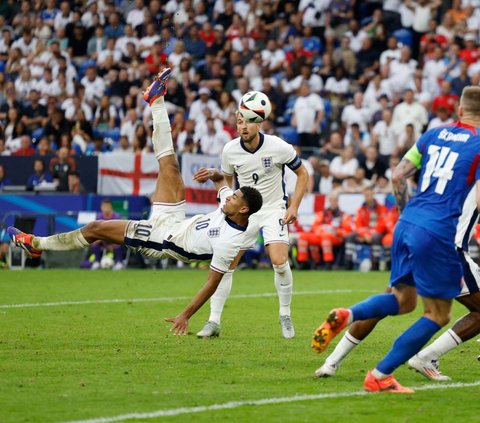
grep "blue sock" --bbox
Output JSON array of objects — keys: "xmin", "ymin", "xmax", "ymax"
[
  {"xmin": 377, "ymin": 317, "xmax": 442, "ymax": 375},
  {"xmin": 350, "ymin": 293, "xmax": 400, "ymax": 321}
]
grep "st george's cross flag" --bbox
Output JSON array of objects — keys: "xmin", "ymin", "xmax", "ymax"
[{"xmin": 97, "ymin": 152, "xmax": 158, "ymax": 195}]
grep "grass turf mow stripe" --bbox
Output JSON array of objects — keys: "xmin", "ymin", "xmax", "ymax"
[
  {"xmin": 0, "ymin": 289, "xmax": 377, "ymax": 309},
  {"xmin": 64, "ymin": 381, "xmax": 480, "ymax": 423}
]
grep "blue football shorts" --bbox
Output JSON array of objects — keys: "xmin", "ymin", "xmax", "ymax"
[{"xmin": 389, "ymin": 220, "xmax": 463, "ymax": 299}]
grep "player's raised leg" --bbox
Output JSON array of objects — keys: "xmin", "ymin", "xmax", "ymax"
[{"xmin": 143, "ymin": 67, "xmax": 184, "ymax": 205}]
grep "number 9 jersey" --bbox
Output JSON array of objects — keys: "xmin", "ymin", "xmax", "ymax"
[
  {"xmin": 221, "ymin": 133, "xmax": 302, "ymax": 210},
  {"xmin": 401, "ymin": 121, "xmax": 480, "ymax": 243}
]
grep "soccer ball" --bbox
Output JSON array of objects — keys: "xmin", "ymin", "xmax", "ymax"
[
  {"xmin": 100, "ymin": 253, "xmax": 114, "ymax": 269},
  {"xmin": 238, "ymin": 91, "xmax": 272, "ymax": 123}
]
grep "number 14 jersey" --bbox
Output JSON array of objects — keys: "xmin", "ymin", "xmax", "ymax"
[{"xmin": 402, "ymin": 121, "xmax": 480, "ymax": 242}]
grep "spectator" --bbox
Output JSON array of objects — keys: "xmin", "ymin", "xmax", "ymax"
[
  {"xmin": 386, "ymin": 45, "xmax": 417, "ymax": 95},
  {"xmin": 391, "ymin": 88, "xmax": 429, "ymax": 141},
  {"xmin": 104, "ymin": 11, "xmax": 124, "ymax": 40},
  {"xmin": 68, "ymin": 170, "xmax": 86, "ymax": 194},
  {"xmin": 67, "ymin": 22, "xmax": 88, "ymax": 64},
  {"xmin": 291, "ymin": 82, "xmax": 324, "ymax": 150},
  {"xmin": 12, "ymin": 135, "xmax": 35, "ymax": 156},
  {"xmin": 359, "ymin": 146, "xmax": 387, "ymax": 183},
  {"xmin": 93, "ymin": 95, "xmax": 117, "ymax": 133},
  {"xmin": 344, "ymin": 186, "xmax": 387, "ymax": 271},
  {"xmin": 71, "ymin": 109, "xmax": 93, "ymax": 154},
  {"xmin": 188, "ymin": 87, "xmax": 220, "ymax": 122},
  {"xmin": 431, "ymin": 79, "xmax": 458, "ymax": 115},
  {"xmin": 423, "ymin": 45, "xmax": 447, "ymax": 97},
  {"xmin": 36, "ymin": 136, "xmax": 53, "ymax": 156},
  {"xmin": 26, "ymin": 158, "xmax": 53, "ymax": 190},
  {"xmin": 0, "ymin": 82, "xmax": 23, "ymax": 121},
  {"xmin": 341, "ymin": 168, "xmax": 372, "ymax": 193},
  {"xmin": 176, "ymin": 119, "xmax": 198, "ymax": 155},
  {"xmin": 329, "ymin": 145, "xmax": 358, "ymax": 181},
  {"xmin": 198, "ymin": 117, "xmax": 230, "ymax": 157},
  {"xmin": 320, "ymin": 131, "xmax": 344, "ymax": 161},
  {"xmin": 80, "ymin": 66, "xmax": 106, "ymax": 107},
  {"xmin": 50, "ymin": 146, "xmax": 76, "ymax": 192},
  {"xmin": 15, "ymin": 67, "xmax": 34, "ymax": 99},
  {"xmin": 324, "ymin": 66, "xmax": 350, "ymax": 125},
  {"xmin": 371, "ymin": 108, "xmax": 398, "ymax": 164},
  {"xmin": 184, "ymin": 24, "xmax": 206, "ymax": 63},
  {"xmin": 87, "ymin": 25, "xmax": 107, "ymax": 60},
  {"xmin": 296, "ymin": 192, "xmax": 353, "ymax": 269},
  {"xmin": 427, "ymin": 106, "xmax": 454, "ymax": 131},
  {"xmin": 341, "ymin": 92, "xmax": 371, "ymax": 139},
  {"xmin": 21, "ymin": 89, "xmax": 47, "ymax": 135},
  {"xmin": 43, "ymin": 107, "xmax": 71, "ymax": 146},
  {"xmin": 451, "ymin": 60, "xmax": 471, "ymax": 97}
]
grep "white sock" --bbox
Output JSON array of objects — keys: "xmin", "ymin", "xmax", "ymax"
[
  {"xmin": 326, "ymin": 331, "xmax": 361, "ymax": 366},
  {"xmin": 273, "ymin": 262, "xmax": 293, "ymax": 316},
  {"xmin": 150, "ymin": 97, "xmax": 174, "ymax": 159},
  {"xmin": 417, "ymin": 329, "xmax": 462, "ymax": 361},
  {"xmin": 372, "ymin": 368, "xmax": 389, "ymax": 379},
  {"xmin": 208, "ymin": 270, "xmax": 233, "ymax": 324},
  {"xmin": 33, "ymin": 229, "xmax": 90, "ymax": 250}
]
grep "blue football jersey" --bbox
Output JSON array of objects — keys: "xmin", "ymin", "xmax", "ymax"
[{"xmin": 401, "ymin": 121, "xmax": 480, "ymax": 242}]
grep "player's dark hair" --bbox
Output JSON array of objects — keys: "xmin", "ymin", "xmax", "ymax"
[{"xmin": 240, "ymin": 186, "xmax": 263, "ymax": 216}]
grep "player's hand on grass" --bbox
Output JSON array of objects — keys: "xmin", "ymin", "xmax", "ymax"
[{"xmin": 164, "ymin": 315, "xmax": 189, "ymax": 335}]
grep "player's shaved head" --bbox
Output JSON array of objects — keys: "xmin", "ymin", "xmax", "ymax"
[{"xmin": 460, "ymin": 86, "xmax": 480, "ymax": 115}]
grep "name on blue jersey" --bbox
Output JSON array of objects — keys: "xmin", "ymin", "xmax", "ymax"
[{"xmin": 438, "ymin": 129, "xmax": 470, "ymax": 143}]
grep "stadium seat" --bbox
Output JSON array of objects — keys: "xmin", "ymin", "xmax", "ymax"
[
  {"xmin": 276, "ymin": 126, "xmax": 299, "ymax": 145},
  {"xmin": 392, "ymin": 29, "xmax": 413, "ymax": 48},
  {"xmin": 32, "ymin": 127, "xmax": 44, "ymax": 142}
]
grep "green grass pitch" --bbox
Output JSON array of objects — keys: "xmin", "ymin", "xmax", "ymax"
[{"xmin": 1, "ymin": 269, "xmax": 479, "ymax": 423}]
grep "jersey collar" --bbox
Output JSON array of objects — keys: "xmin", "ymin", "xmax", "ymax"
[
  {"xmin": 240, "ymin": 133, "xmax": 264, "ymax": 154},
  {"xmin": 450, "ymin": 120, "xmax": 478, "ymax": 135},
  {"xmin": 225, "ymin": 216, "xmax": 247, "ymax": 232}
]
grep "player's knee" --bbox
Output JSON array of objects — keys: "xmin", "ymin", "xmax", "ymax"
[
  {"xmin": 435, "ymin": 312, "xmax": 451, "ymax": 327},
  {"xmin": 273, "ymin": 261, "xmax": 290, "ymax": 274},
  {"xmin": 395, "ymin": 291, "xmax": 417, "ymax": 314},
  {"xmin": 84, "ymin": 220, "xmax": 104, "ymax": 238}
]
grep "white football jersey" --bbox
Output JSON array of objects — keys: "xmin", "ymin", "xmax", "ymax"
[
  {"xmin": 125, "ymin": 187, "xmax": 246, "ymax": 273},
  {"xmin": 221, "ymin": 133, "xmax": 302, "ymax": 209},
  {"xmin": 455, "ymin": 185, "xmax": 478, "ymax": 251},
  {"xmin": 168, "ymin": 187, "xmax": 246, "ymax": 273}
]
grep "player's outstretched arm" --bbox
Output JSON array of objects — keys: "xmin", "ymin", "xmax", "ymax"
[
  {"xmin": 193, "ymin": 167, "xmax": 232, "ymax": 191},
  {"xmin": 164, "ymin": 269, "xmax": 224, "ymax": 335}
]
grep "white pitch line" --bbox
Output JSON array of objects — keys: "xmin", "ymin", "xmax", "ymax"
[
  {"xmin": 0, "ymin": 289, "xmax": 376, "ymax": 309},
  {"xmin": 64, "ymin": 381, "xmax": 480, "ymax": 423}
]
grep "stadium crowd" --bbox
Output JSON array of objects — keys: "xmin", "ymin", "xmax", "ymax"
[{"xmin": 2, "ymin": 0, "xmax": 480, "ymax": 269}]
